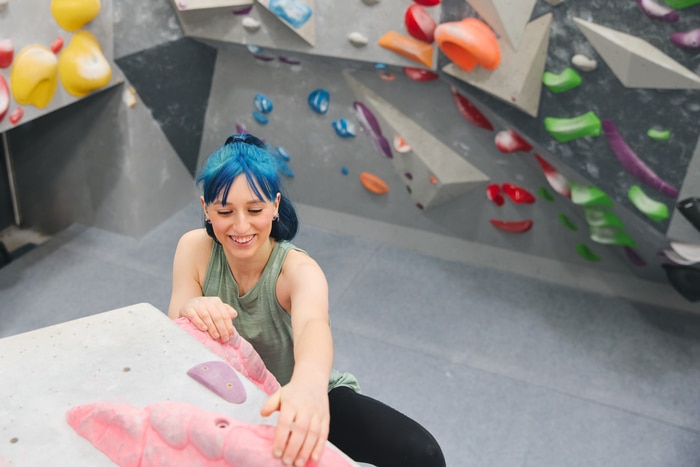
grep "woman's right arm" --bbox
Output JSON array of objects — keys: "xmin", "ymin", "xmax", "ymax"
[{"xmin": 168, "ymin": 229, "xmax": 238, "ymax": 342}]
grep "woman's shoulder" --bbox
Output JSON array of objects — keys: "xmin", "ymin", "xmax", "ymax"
[{"xmin": 177, "ymin": 228, "xmax": 214, "ymax": 255}]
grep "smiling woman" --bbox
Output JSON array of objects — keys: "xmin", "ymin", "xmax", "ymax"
[{"xmin": 168, "ymin": 133, "xmax": 446, "ymax": 467}]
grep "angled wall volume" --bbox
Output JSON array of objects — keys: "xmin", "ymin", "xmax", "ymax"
[
  {"xmin": 116, "ymin": 38, "xmax": 217, "ymax": 177},
  {"xmin": 442, "ymin": 13, "xmax": 552, "ymax": 117}
]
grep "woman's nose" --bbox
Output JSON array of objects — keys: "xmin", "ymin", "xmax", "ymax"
[{"xmin": 231, "ymin": 212, "xmax": 249, "ymax": 232}]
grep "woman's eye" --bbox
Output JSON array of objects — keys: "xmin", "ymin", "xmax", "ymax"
[
  {"xmin": 217, "ymin": 211, "xmax": 232, "ymax": 216},
  {"xmin": 249, "ymin": 209, "xmax": 263, "ymax": 214}
]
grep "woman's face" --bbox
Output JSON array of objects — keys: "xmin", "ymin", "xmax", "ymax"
[{"xmin": 204, "ymin": 174, "xmax": 280, "ymax": 258}]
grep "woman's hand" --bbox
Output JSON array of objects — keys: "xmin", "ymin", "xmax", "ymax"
[
  {"xmin": 260, "ymin": 380, "xmax": 330, "ymax": 466},
  {"xmin": 178, "ymin": 296, "xmax": 238, "ymax": 342}
]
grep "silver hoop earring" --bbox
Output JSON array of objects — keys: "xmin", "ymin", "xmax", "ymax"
[
  {"xmin": 273, "ymin": 213, "xmax": 279, "ymax": 221},
  {"xmin": 205, "ymin": 218, "xmax": 211, "ymax": 224}
]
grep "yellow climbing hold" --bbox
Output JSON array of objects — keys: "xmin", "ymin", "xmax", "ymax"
[
  {"xmin": 58, "ymin": 31, "xmax": 112, "ymax": 97},
  {"xmin": 10, "ymin": 45, "xmax": 59, "ymax": 108},
  {"xmin": 51, "ymin": 0, "xmax": 101, "ymax": 32}
]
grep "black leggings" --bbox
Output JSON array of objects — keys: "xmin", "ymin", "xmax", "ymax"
[{"xmin": 327, "ymin": 386, "xmax": 446, "ymax": 467}]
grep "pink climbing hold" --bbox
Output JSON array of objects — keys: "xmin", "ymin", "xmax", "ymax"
[
  {"xmin": 66, "ymin": 400, "xmax": 355, "ymax": 467},
  {"xmin": 495, "ymin": 129, "xmax": 532, "ymax": 153},
  {"xmin": 187, "ymin": 361, "xmax": 247, "ymax": 404},
  {"xmin": 175, "ymin": 317, "xmax": 280, "ymax": 396}
]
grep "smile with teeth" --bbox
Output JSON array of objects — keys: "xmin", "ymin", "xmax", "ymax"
[{"xmin": 230, "ymin": 234, "xmax": 254, "ymax": 244}]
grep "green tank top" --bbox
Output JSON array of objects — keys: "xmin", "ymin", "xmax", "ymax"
[{"xmin": 202, "ymin": 240, "xmax": 360, "ymax": 393}]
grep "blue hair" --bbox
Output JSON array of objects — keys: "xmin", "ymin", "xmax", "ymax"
[{"xmin": 196, "ymin": 133, "xmax": 298, "ymax": 241}]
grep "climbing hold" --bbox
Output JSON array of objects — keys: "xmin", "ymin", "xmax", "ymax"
[
  {"xmin": 242, "ymin": 17, "xmax": 261, "ymax": 32},
  {"xmin": 308, "ymin": 88, "xmax": 329, "ymax": 114},
  {"xmin": 353, "ymin": 101, "xmax": 392, "ymax": 158},
  {"xmin": 187, "ymin": 361, "xmax": 246, "ymax": 404},
  {"xmin": 571, "ymin": 54, "xmax": 597, "ymax": 72},
  {"xmin": 11, "ymin": 45, "xmax": 59, "ymax": 108},
  {"xmin": 584, "ymin": 208, "xmax": 624, "ymax": 228},
  {"xmin": 628, "ymin": 185, "xmax": 669, "ymax": 221},
  {"xmin": 252, "ymin": 110, "xmax": 268, "ymax": 125},
  {"xmin": 495, "ymin": 129, "xmax": 532, "ymax": 153},
  {"xmin": 502, "ymin": 183, "xmax": 535, "ymax": 204},
  {"xmin": 451, "ymin": 86, "xmax": 493, "ymax": 131},
  {"xmin": 559, "ymin": 213, "xmax": 578, "ymax": 231},
  {"xmin": 544, "ymin": 111, "xmax": 602, "ymax": 143},
  {"xmin": 534, "ymin": 154, "xmax": 571, "ymax": 198},
  {"xmin": 0, "ymin": 75, "xmax": 8, "ymax": 122},
  {"xmin": 404, "ymin": 4, "xmax": 437, "ymax": 43},
  {"xmin": 589, "ymin": 226, "xmax": 636, "ymax": 248},
  {"xmin": 269, "ymin": 0, "xmax": 312, "ymax": 29},
  {"xmin": 377, "ymin": 30, "xmax": 434, "ymax": 68},
  {"xmin": 602, "ymin": 119, "xmax": 678, "ymax": 199},
  {"xmin": 434, "ymin": 18, "xmax": 500, "ymax": 72},
  {"xmin": 647, "ymin": 128, "xmax": 670, "ymax": 140},
  {"xmin": 489, "ymin": 219, "xmax": 533, "ymax": 233},
  {"xmin": 393, "ymin": 134, "xmax": 411, "ymax": 153},
  {"xmin": 486, "ymin": 183, "xmax": 505, "ymax": 206},
  {"xmin": 348, "ymin": 32, "xmax": 369, "ymax": 47},
  {"xmin": 671, "ymin": 28, "xmax": 700, "ymax": 48},
  {"xmin": 0, "ymin": 39, "xmax": 14, "ymax": 68},
  {"xmin": 542, "ymin": 67, "xmax": 582, "ymax": 93},
  {"xmin": 51, "ymin": 0, "xmax": 101, "ymax": 32},
  {"xmin": 332, "ymin": 119, "xmax": 356, "ymax": 138},
  {"xmin": 58, "ymin": 31, "xmax": 112, "ymax": 98},
  {"xmin": 636, "ymin": 0, "xmax": 679, "ymax": 22},
  {"xmin": 9, "ymin": 106, "xmax": 23, "ymax": 125},
  {"xmin": 539, "ymin": 187, "xmax": 554, "ymax": 202},
  {"xmin": 403, "ymin": 67, "xmax": 439, "ymax": 81},
  {"xmin": 360, "ymin": 172, "xmax": 390, "ymax": 194},
  {"xmin": 576, "ymin": 243, "xmax": 601, "ymax": 261},
  {"xmin": 253, "ymin": 93, "xmax": 273, "ymax": 114},
  {"xmin": 570, "ymin": 183, "xmax": 613, "ymax": 207}
]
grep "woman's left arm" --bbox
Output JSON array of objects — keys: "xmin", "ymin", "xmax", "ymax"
[{"xmin": 260, "ymin": 250, "xmax": 334, "ymax": 467}]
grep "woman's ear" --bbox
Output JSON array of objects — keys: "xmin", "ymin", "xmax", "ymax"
[{"xmin": 200, "ymin": 196, "xmax": 207, "ymax": 215}]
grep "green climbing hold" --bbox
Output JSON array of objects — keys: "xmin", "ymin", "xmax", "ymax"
[
  {"xmin": 570, "ymin": 183, "xmax": 613, "ymax": 207},
  {"xmin": 542, "ymin": 68, "xmax": 582, "ymax": 93},
  {"xmin": 576, "ymin": 243, "xmax": 601, "ymax": 262},
  {"xmin": 539, "ymin": 187, "xmax": 554, "ymax": 202},
  {"xmin": 589, "ymin": 226, "xmax": 636, "ymax": 249},
  {"xmin": 584, "ymin": 208, "xmax": 624, "ymax": 229},
  {"xmin": 647, "ymin": 128, "xmax": 670, "ymax": 141},
  {"xmin": 628, "ymin": 185, "xmax": 669, "ymax": 221},
  {"xmin": 559, "ymin": 213, "xmax": 578, "ymax": 231},
  {"xmin": 544, "ymin": 112, "xmax": 602, "ymax": 143},
  {"xmin": 661, "ymin": 0, "xmax": 700, "ymax": 8}
]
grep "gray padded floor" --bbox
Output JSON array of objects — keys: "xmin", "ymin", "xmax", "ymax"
[{"xmin": 1, "ymin": 200, "xmax": 700, "ymax": 466}]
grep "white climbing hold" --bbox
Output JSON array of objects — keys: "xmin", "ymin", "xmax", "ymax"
[
  {"xmin": 571, "ymin": 54, "xmax": 597, "ymax": 72},
  {"xmin": 348, "ymin": 32, "xmax": 369, "ymax": 47},
  {"xmin": 242, "ymin": 17, "xmax": 261, "ymax": 32}
]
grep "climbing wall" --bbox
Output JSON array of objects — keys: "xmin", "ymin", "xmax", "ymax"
[{"xmin": 2, "ymin": 0, "xmax": 700, "ymax": 301}]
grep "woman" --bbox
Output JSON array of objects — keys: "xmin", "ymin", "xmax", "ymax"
[{"xmin": 168, "ymin": 133, "xmax": 445, "ymax": 467}]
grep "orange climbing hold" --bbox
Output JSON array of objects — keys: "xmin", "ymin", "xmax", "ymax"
[
  {"xmin": 377, "ymin": 31, "xmax": 434, "ymax": 69},
  {"xmin": 360, "ymin": 172, "xmax": 390, "ymax": 195},
  {"xmin": 434, "ymin": 18, "xmax": 500, "ymax": 72}
]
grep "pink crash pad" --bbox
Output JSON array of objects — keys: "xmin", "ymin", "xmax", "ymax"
[
  {"xmin": 174, "ymin": 318, "xmax": 280, "ymax": 396},
  {"xmin": 66, "ymin": 400, "xmax": 354, "ymax": 467}
]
